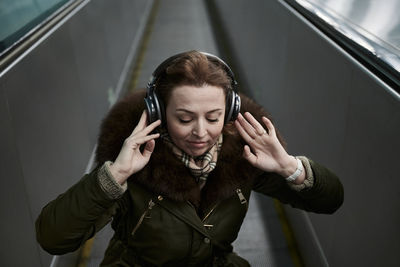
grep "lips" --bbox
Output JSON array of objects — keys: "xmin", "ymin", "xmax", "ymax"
[{"xmin": 187, "ymin": 141, "xmax": 208, "ymax": 148}]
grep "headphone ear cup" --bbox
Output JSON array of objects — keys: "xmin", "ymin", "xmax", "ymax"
[
  {"xmin": 224, "ymin": 90, "xmax": 241, "ymax": 123},
  {"xmin": 144, "ymin": 86, "xmax": 164, "ymax": 125},
  {"xmin": 225, "ymin": 90, "xmax": 233, "ymax": 123},
  {"xmin": 153, "ymin": 90, "xmax": 166, "ymax": 126},
  {"xmin": 144, "ymin": 91, "xmax": 156, "ymax": 124},
  {"xmin": 231, "ymin": 91, "xmax": 241, "ymax": 121}
]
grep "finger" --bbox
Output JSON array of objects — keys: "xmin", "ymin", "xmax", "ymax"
[
  {"xmin": 236, "ymin": 113, "xmax": 257, "ymax": 139},
  {"xmin": 243, "ymin": 145, "xmax": 257, "ymax": 166},
  {"xmin": 131, "ymin": 110, "xmax": 148, "ymax": 136},
  {"xmin": 128, "ymin": 133, "xmax": 160, "ymax": 147},
  {"xmin": 131, "ymin": 118, "xmax": 161, "ymax": 139},
  {"xmin": 235, "ymin": 119, "xmax": 254, "ymax": 144},
  {"xmin": 139, "ymin": 119, "xmax": 161, "ymax": 137},
  {"xmin": 244, "ymin": 112, "xmax": 267, "ymax": 135},
  {"xmin": 142, "ymin": 139, "xmax": 156, "ymax": 159},
  {"xmin": 262, "ymin": 116, "xmax": 276, "ymax": 137}
]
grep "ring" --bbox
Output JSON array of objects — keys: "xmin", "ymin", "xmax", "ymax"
[{"xmin": 258, "ymin": 129, "xmax": 267, "ymax": 135}]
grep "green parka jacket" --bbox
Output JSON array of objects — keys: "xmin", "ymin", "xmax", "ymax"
[{"xmin": 36, "ymin": 90, "xmax": 344, "ymax": 266}]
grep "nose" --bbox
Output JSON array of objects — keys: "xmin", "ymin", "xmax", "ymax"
[{"xmin": 192, "ymin": 119, "xmax": 207, "ymax": 138}]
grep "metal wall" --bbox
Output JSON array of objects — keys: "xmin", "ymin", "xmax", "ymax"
[
  {"xmin": 213, "ymin": 0, "xmax": 400, "ymax": 266},
  {"xmin": 0, "ymin": 0, "xmax": 151, "ymax": 265}
]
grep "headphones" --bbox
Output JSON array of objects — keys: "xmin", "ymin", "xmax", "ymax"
[{"xmin": 144, "ymin": 51, "xmax": 241, "ymax": 127}]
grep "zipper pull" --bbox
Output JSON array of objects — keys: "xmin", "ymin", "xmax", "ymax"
[
  {"xmin": 148, "ymin": 199, "xmax": 155, "ymax": 209},
  {"xmin": 236, "ymin": 189, "xmax": 247, "ymax": 204},
  {"xmin": 145, "ymin": 199, "xmax": 155, "ymax": 218}
]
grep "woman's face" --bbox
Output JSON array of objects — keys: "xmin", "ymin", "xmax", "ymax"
[{"xmin": 166, "ymin": 84, "xmax": 226, "ymax": 157}]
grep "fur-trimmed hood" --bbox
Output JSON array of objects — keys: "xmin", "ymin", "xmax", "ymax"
[{"xmin": 95, "ymin": 89, "xmax": 284, "ymax": 211}]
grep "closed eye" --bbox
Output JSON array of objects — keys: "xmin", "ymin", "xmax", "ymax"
[{"xmin": 179, "ymin": 119, "xmax": 192, "ymax": 124}]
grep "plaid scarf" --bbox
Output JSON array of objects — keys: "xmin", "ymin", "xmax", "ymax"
[{"xmin": 161, "ymin": 132, "xmax": 223, "ymax": 189}]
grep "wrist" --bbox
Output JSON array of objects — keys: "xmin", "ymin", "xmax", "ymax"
[
  {"xmin": 277, "ymin": 155, "xmax": 306, "ymax": 184},
  {"xmin": 278, "ymin": 155, "xmax": 298, "ymax": 177},
  {"xmin": 108, "ymin": 162, "xmax": 129, "ymax": 185}
]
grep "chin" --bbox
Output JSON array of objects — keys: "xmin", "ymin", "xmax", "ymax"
[
  {"xmin": 190, "ymin": 150, "xmax": 207, "ymax": 157},
  {"xmin": 185, "ymin": 147, "xmax": 210, "ymax": 157}
]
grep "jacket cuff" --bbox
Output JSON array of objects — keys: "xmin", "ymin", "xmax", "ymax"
[
  {"xmin": 287, "ymin": 156, "xmax": 314, "ymax": 191},
  {"xmin": 97, "ymin": 161, "xmax": 127, "ymax": 199}
]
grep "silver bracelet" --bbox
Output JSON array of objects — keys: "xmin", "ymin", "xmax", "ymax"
[{"xmin": 285, "ymin": 157, "xmax": 303, "ymax": 182}]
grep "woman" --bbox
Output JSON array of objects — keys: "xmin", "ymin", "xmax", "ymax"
[{"xmin": 36, "ymin": 51, "xmax": 343, "ymax": 266}]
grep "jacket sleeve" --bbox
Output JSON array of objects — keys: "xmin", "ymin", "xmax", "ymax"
[
  {"xmin": 252, "ymin": 158, "xmax": 344, "ymax": 214},
  {"xmin": 35, "ymin": 164, "xmax": 123, "ymax": 255}
]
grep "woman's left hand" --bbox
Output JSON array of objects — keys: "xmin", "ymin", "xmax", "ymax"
[{"xmin": 234, "ymin": 112, "xmax": 300, "ymax": 178}]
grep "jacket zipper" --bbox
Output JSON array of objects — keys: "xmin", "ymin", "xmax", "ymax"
[
  {"xmin": 131, "ymin": 199, "xmax": 155, "ymax": 236},
  {"xmin": 202, "ymin": 189, "xmax": 248, "ymax": 222},
  {"xmin": 202, "ymin": 202, "xmax": 219, "ymax": 222}
]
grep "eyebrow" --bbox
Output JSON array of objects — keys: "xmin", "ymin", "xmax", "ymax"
[{"xmin": 176, "ymin": 108, "xmax": 223, "ymax": 114}]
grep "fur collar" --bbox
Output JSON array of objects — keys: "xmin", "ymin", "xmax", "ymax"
[
  {"xmin": 95, "ymin": 89, "xmax": 283, "ymax": 211},
  {"xmin": 131, "ymin": 129, "xmax": 255, "ymax": 211}
]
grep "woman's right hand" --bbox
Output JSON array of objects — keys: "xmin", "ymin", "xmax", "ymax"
[{"xmin": 108, "ymin": 110, "xmax": 161, "ymax": 185}]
